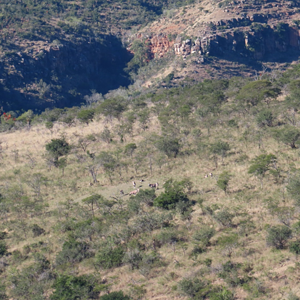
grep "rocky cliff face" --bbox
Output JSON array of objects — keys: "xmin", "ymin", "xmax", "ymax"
[{"xmin": 140, "ymin": 22, "xmax": 300, "ymax": 62}]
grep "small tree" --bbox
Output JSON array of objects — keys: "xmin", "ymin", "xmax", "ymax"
[
  {"xmin": 218, "ymin": 234, "xmax": 239, "ymax": 257},
  {"xmin": 266, "ymin": 225, "xmax": 292, "ymax": 249},
  {"xmin": 155, "ymin": 136, "xmax": 181, "ymax": 159},
  {"xmin": 45, "ymin": 138, "xmax": 71, "ymax": 166},
  {"xmin": 193, "ymin": 226, "xmax": 216, "ymax": 247},
  {"xmin": 236, "ymin": 80, "xmax": 280, "ymax": 107},
  {"xmin": 45, "ymin": 121, "xmax": 54, "ymax": 133},
  {"xmin": 213, "ymin": 209, "xmax": 234, "ymax": 228},
  {"xmin": 77, "ymin": 109, "xmax": 95, "ymax": 125},
  {"xmin": 287, "ymin": 172, "xmax": 300, "ymax": 206},
  {"xmin": 32, "ymin": 224, "xmax": 45, "ymax": 237},
  {"xmin": 57, "ymin": 158, "xmax": 67, "ymax": 175},
  {"xmin": 82, "ymin": 194, "xmax": 103, "ymax": 217},
  {"xmin": 153, "ymin": 179, "xmax": 190, "ymax": 210},
  {"xmin": 99, "ymin": 291, "xmax": 130, "ymax": 300},
  {"xmin": 289, "ymin": 240, "xmax": 300, "ymax": 258},
  {"xmin": 51, "ymin": 274, "xmax": 99, "ymax": 300},
  {"xmin": 248, "ymin": 153, "xmax": 277, "ymax": 189},
  {"xmin": 217, "ymin": 171, "xmax": 232, "ymax": 194},
  {"xmin": 98, "ymin": 98, "xmax": 126, "ymax": 121},
  {"xmin": 124, "ymin": 143, "xmax": 137, "ymax": 158},
  {"xmin": 95, "ymin": 246, "xmax": 125, "ymax": 269},
  {"xmin": 256, "ymin": 109, "xmax": 274, "ymax": 127},
  {"xmin": 0, "ymin": 241, "xmax": 7, "ymax": 257},
  {"xmin": 274, "ymin": 126, "xmax": 300, "ymax": 149},
  {"xmin": 210, "ymin": 141, "xmax": 230, "ymax": 167}
]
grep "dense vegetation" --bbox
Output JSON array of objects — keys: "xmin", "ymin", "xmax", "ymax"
[{"xmin": 1, "ymin": 61, "xmax": 300, "ymax": 299}]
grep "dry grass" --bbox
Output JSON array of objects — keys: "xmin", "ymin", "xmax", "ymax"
[{"xmin": 1, "ymin": 104, "xmax": 300, "ymax": 299}]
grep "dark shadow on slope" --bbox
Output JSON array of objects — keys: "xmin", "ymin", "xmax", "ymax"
[{"xmin": 0, "ymin": 35, "xmax": 133, "ymax": 111}]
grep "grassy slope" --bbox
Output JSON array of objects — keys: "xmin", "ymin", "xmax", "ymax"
[{"xmin": 1, "ymin": 71, "xmax": 300, "ymax": 299}]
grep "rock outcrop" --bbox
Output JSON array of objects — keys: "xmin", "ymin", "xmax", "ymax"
[
  {"xmin": 147, "ymin": 34, "xmax": 174, "ymax": 58},
  {"xmin": 172, "ymin": 23, "xmax": 300, "ymax": 60}
]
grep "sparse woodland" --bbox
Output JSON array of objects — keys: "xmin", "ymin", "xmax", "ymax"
[
  {"xmin": 1, "ymin": 65, "xmax": 300, "ymax": 299},
  {"xmin": 3, "ymin": 1, "xmax": 300, "ymax": 299}
]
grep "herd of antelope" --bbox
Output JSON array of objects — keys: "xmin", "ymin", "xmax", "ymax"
[
  {"xmin": 127, "ymin": 180, "xmax": 159, "ymax": 196},
  {"xmin": 204, "ymin": 172, "xmax": 213, "ymax": 178}
]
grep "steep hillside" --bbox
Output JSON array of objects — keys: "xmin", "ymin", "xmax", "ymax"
[
  {"xmin": 1, "ymin": 65, "xmax": 300, "ymax": 299},
  {"xmin": 2, "ymin": 0, "xmax": 300, "ymax": 111},
  {"xmin": 0, "ymin": 0, "xmax": 197, "ymax": 111}
]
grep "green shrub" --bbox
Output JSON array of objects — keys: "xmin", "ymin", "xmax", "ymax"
[
  {"xmin": 95, "ymin": 246, "xmax": 125, "ymax": 269},
  {"xmin": 193, "ymin": 226, "xmax": 216, "ymax": 247},
  {"xmin": 256, "ymin": 109, "xmax": 274, "ymax": 127},
  {"xmin": 0, "ymin": 232, "xmax": 7, "ymax": 240},
  {"xmin": 289, "ymin": 240, "xmax": 300, "ymax": 256},
  {"xmin": 153, "ymin": 190, "xmax": 189, "ymax": 209},
  {"xmin": 155, "ymin": 229, "xmax": 179, "ymax": 245},
  {"xmin": 155, "ymin": 136, "xmax": 180, "ymax": 158},
  {"xmin": 209, "ymin": 287, "xmax": 234, "ymax": 300},
  {"xmin": 32, "ymin": 224, "xmax": 45, "ymax": 237},
  {"xmin": 99, "ymin": 291, "xmax": 130, "ymax": 300},
  {"xmin": 45, "ymin": 138, "xmax": 71, "ymax": 164},
  {"xmin": 51, "ymin": 274, "xmax": 99, "ymax": 300},
  {"xmin": 213, "ymin": 209, "xmax": 234, "ymax": 227},
  {"xmin": 266, "ymin": 225, "xmax": 292, "ymax": 249},
  {"xmin": 178, "ymin": 278, "xmax": 210, "ymax": 298},
  {"xmin": 77, "ymin": 109, "xmax": 95, "ymax": 124},
  {"xmin": 56, "ymin": 238, "xmax": 91, "ymax": 265},
  {"xmin": 0, "ymin": 241, "xmax": 7, "ymax": 256},
  {"xmin": 216, "ymin": 171, "xmax": 232, "ymax": 194}
]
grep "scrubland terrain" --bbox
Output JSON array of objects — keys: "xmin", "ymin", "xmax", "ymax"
[{"xmin": 1, "ymin": 67, "xmax": 300, "ymax": 299}]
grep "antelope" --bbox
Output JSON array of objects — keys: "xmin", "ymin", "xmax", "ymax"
[
  {"xmin": 132, "ymin": 181, "xmax": 136, "ymax": 188},
  {"xmin": 149, "ymin": 183, "xmax": 159, "ymax": 189},
  {"xmin": 129, "ymin": 188, "xmax": 139, "ymax": 195}
]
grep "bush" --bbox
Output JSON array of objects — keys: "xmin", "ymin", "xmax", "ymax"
[
  {"xmin": 273, "ymin": 126, "xmax": 300, "ymax": 148},
  {"xmin": 216, "ymin": 171, "xmax": 231, "ymax": 194},
  {"xmin": 193, "ymin": 226, "xmax": 216, "ymax": 247},
  {"xmin": 131, "ymin": 212, "xmax": 172, "ymax": 233},
  {"xmin": 256, "ymin": 109, "xmax": 274, "ymax": 127},
  {"xmin": 266, "ymin": 225, "xmax": 292, "ymax": 249},
  {"xmin": 213, "ymin": 209, "xmax": 234, "ymax": 227},
  {"xmin": 45, "ymin": 138, "xmax": 71, "ymax": 163},
  {"xmin": 155, "ymin": 136, "xmax": 180, "ymax": 158},
  {"xmin": 155, "ymin": 229, "xmax": 179, "ymax": 245},
  {"xmin": 32, "ymin": 224, "xmax": 45, "ymax": 237},
  {"xmin": 56, "ymin": 238, "xmax": 91, "ymax": 265},
  {"xmin": 153, "ymin": 190, "xmax": 189, "ymax": 210},
  {"xmin": 128, "ymin": 189, "xmax": 156, "ymax": 213},
  {"xmin": 0, "ymin": 231, "xmax": 7, "ymax": 240},
  {"xmin": 95, "ymin": 246, "xmax": 124, "ymax": 269},
  {"xmin": 51, "ymin": 274, "xmax": 99, "ymax": 300},
  {"xmin": 289, "ymin": 240, "xmax": 300, "ymax": 256},
  {"xmin": 287, "ymin": 172, "xmax": 300, "ymax": 206},
  {"xmin": 0, "ymin": 241, "xmax": 7, "ymax": 256},
  {"xmin": 99, "ymin": 291, "xmax": 130, "ymax": 300},
  {"xmin": 134, "ymin": 188, "xmax": 156, "ymax": 205},
  {"xmin": 178, "ymin": 278, "xmax": 210, "ymax": 298},
  {"xmin": 77, "ymin": 109, "xmax": 95, "ymax": 124},
  {"xmin": 209, "ymin": 287, "xmax": 234, "ymax": 300}
]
